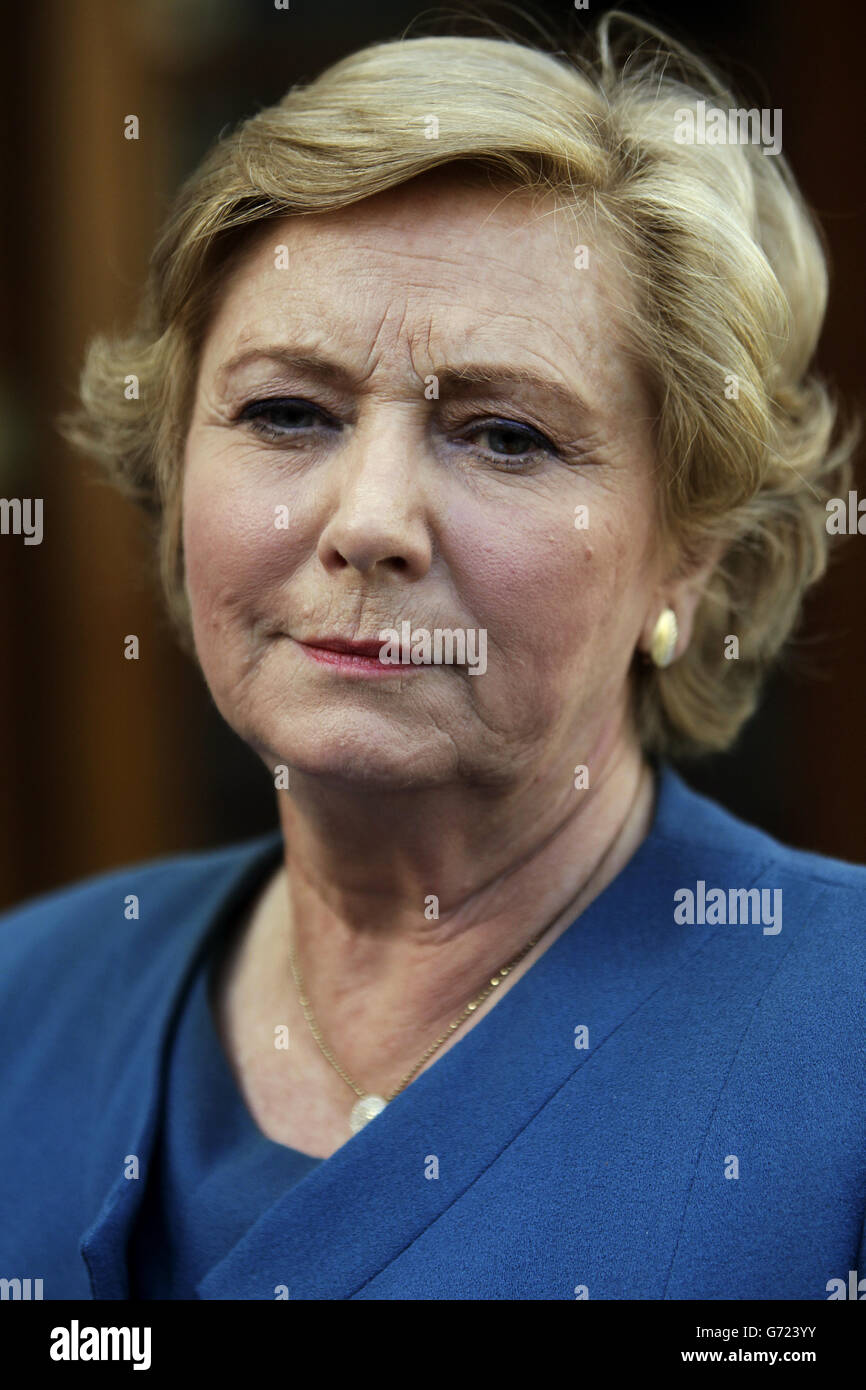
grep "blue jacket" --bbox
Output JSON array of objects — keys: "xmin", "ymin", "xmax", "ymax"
[{"xmin": 1, "ymin": 764, "xmax": 865, "ymax": 1300}]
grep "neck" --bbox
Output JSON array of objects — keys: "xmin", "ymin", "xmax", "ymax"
[{"xmin": 252, "ymin": 724, "xmax": 656, "ymax": 1092}]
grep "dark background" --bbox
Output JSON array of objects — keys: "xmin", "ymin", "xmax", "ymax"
[{"xmin": 1, "ymin": 0, "xmax": 864, "ymax": 908}]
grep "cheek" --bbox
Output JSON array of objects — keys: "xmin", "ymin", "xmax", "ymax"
[
  {"xmin": 450, "ymin": 497, "xmax": 644, "ymax": 678},
  {"xmin": 181, "ymin": 452, "xmax": 297, "ymax": 633}
]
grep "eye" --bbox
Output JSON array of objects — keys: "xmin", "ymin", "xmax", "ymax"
[
  {"xmin": 236, "ymin": 397, "xmax": 338, "ymax": 441},
  {"xmin": 462, "ymin": 418, "xmax": 558, "ymax": 466}
]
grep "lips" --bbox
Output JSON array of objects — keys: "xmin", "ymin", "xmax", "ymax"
[
  {"xmin": 299, "ymin": 636, "xmax": 387, "ymax": 658},
  {"xmin": 294, "ymin": 632, "xmax": 414, "ymax": 678}
]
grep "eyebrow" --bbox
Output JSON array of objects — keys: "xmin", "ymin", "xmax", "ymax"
[
  {"xmin": 437, "ymin": 364, "xmax": 595, "ymax": 419},
  {"xmin": 215, "ymin": 348, "xmax": 355, "ymax": 393},
  {"xmin": 215, "ymin": 346, "xmax": 596, "ymax": 419}
]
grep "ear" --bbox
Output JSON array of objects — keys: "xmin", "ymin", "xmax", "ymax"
[{"xmin": 638, "ymin": 539, "xmax": 726, "ymax": 664}]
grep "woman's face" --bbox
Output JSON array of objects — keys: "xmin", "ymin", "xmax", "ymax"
[{"xmin": 182, "ymin": 172, "xmax": 666, "ymax": 791}]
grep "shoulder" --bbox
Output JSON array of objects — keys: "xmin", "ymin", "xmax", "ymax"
[
  {"xmin": 652, "ymin": 762, "xmax": 866, "ymax": 962},
  {"xmin": 656, "ymin": 761, "xmax": 866, "ymax": 887},
  {"xmin": 0, "ymin": 832, "xmax": 282, "ymax": 981}
]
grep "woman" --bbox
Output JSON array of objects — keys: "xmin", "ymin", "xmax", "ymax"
[{"xmin": 1, "ymin": 13, "xmax": 864, "ymax": 1301}]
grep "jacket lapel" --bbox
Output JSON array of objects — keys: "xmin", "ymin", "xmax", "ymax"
[{"xmin": 79, "ymin": 832, "xmax": 284, "ymax": 1299}]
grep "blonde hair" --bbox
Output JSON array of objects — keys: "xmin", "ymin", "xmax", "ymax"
[{"xmin": 61, "ymin": 10, "xmax": 858, "ymax": 758}]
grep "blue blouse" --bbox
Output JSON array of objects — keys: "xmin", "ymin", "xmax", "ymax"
[
  {"xmin": 128, "ymin": 950, "xmax": 323, "ymax": 1299},
  {"xmin": 2, "ymin": 763, "xmax": 866, "ymax": 1299}
]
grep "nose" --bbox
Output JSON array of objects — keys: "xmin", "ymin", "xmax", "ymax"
[{"xmin": 316, "ymin": 417, "xmax": 433, "ymax": 580}]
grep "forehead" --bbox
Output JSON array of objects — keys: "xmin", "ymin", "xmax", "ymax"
[{"xmin": 199, "ymin": 171, "xmax": 636, "ymax": 391}]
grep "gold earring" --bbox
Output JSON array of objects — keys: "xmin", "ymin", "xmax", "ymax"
[{"xmin": 650, "ymin": 607, "xmax": 678, "ymax": 668}]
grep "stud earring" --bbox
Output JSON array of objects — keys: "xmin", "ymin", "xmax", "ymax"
[{"xmin": 650, "ymin": 607, "xmax": 678, "ymax": 668}]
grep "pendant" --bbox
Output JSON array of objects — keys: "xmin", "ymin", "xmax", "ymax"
[{"xmin": 350, "ymin": 1094, "xmax": 387, "ymax": 1134}]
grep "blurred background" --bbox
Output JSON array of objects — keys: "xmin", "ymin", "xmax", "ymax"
[{"xmin": 1, "ymin": 0, "xmax": 864, "ymax": 908}]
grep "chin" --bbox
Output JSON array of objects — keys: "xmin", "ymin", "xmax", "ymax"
[{"xmin": 254, "ymin": 715, "xmax": 463, "ymax": 791}]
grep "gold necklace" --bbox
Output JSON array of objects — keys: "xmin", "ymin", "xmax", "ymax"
[{"xmin": 289, "ymin": 917, "xmax": 558, "ymax": 1136}]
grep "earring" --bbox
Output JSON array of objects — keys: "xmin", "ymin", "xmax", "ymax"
[{"xmin": 650, "ymin": 607, "xmax": 678, "ymax": 668}]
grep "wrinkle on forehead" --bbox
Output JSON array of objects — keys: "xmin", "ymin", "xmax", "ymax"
[{"xmin": 197, "ymin": 174, "xmax": 647, "ymax": 434}]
